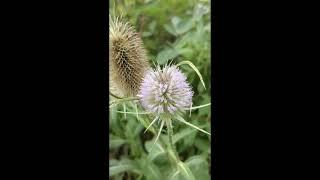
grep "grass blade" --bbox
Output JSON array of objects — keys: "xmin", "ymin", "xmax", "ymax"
[{"xmin": 176, "ymin": 60, "xmax": 206, "ymax": 90}]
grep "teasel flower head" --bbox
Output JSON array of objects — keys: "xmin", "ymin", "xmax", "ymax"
[
  {"xmin": 109, "ymin": 16, "xmax": 150, "ymax": 97},
  {"xmin": 138, "ymin": 64, "xmax": 210, "ymax": 150},
  {"xmin": 138, "ymin": 64, "xmax": 193, "ymax": 118}
]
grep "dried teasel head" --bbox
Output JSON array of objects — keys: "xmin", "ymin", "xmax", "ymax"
[{"xmin": 109, "ymin": 16, "xmax": 150, "ymax": 97}]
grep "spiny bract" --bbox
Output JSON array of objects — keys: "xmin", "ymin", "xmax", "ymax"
[{"xmin": 109, "ymin": 16, "xmax": 150, "ymax": 97}]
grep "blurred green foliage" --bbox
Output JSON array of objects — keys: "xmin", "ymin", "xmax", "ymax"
[{"xmin": 109, "ymin": 0, "xmax": 211, "ymax": 179}]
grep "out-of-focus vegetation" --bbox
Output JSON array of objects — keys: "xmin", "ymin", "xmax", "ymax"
[{"xmin": 109, "ymin": 0, "xmax": 211, "ymax": 179}]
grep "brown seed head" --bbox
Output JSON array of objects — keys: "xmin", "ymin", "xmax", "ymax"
[{"xmin": 109, "ymin": 16, "xmax": 150, "ymax": 97}]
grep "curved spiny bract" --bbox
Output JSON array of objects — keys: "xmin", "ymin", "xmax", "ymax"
[{"xmin": 109, "ymin": 16, "xmax": 150, "ymax": 97}]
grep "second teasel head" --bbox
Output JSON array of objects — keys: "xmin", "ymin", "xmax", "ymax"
[{"xmin": 109, "ymin": 16, "xmax": 150, "ymax": 97}]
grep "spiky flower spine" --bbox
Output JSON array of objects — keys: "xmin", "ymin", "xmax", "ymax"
[{"xmin": 109, "ymin": 16, "xmax": 150, "ymax": 97}]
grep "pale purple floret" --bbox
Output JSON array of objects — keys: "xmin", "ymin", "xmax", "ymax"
[{"xmin": 138, "ymin": 65, "xmax": 193, "ymax": 115}]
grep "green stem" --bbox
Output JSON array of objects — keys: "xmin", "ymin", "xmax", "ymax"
[
  {"xmin": 138, "ymin": 112, "xmax": 181, "ymax": 165},
  {"xmin": 165, "ymin": 118, "xmax": 180, "ymax": 164},
  {"xmin": 166, "ymin": 120, "xmax": 175, "ymax": 153}
]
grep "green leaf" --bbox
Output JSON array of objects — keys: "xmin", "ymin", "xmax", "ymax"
[
  {"xmin": 109, "ymin": 136, "xmax": 127, "ymax": 149},
  {"xmin": 142, "ymin": 31, "xmax": 152, "ymax": 37},
  {"xmin": 173, "ymin": 127, "xmax": 196, "ymax": 144},
  {"xmin": 133, "ymin": 123, "xmax": 144, "ymax": 137},
  {"xmin": 185, "ymin": 155, "xmax": 206, "ymax": 167},
  {"xmin": 110, "ymin": 164, "xmax": 135, "ymax": 177},
  {"xmin": 144, "ymin": 161, "xmax": 163, "ymax": 180},
  {"xmin": 109, "ymin": 159, "xmax": 119, "ymax": 166},
  {"xmin": 109, "ymin": 159, "xmax": 140, "ymax": 177},
  {"xmin": 177, "ymin": 161, "xmax": 196, "ymax": 180},
  {"xmin": 125, "ymin": 115, "xmax": 143, "ymax": 138},
  {"xmin": 176, "ymin": 60, "xmax": 206, "ymax": 89},
  {"xmin": 109, "ymin": 106, "xmax": 123, "ymax": 136},
  {"xmin": 176, "ymin": 20, "xmax": 194, "ymax": 34},
  {"xmin": 164, "ymin": 24, "xmax": 177, "ymax": 36},
  {"xmin": 145, "ymin": 140, "xmax": 166, "ymax": 161},
  {"xmin": 204, "ymin": 23, "xmax": 210, "ymax": 32},
  {"xmin": 186, "ymin": 155, "xmax": 210, "ymax": 180},
  {"xmin": 194, "ymin": 138, "xmax": 210, "ymax": 152},
  {"xmin": 156, "ymin": 48, "xmax": 180, "ymax": 65},
  {"xmin": 136, "ymin": 157, "xmax": 163, "ymax": 180},
  {"xmin": 171, "ymin": 16, "xmax": 181, "ymax": 28},
  {"xmin": 178, "ymin": 48, "xmax": 193, "ymax": 57},
  {"xmin": 182, "ymin": 129, "xmax": 197, "ymax": 148},
  {"xmin": 193, "ymin": 3, "xmax": 210, "ymax": 22},
  {"xmin": 174, "ymin": 33, "xmax": 193, "ymax": 48},
  {"xmin": 148, "ymin": 21, "xmax": 157, "ymax": 32},
  {"xmin": 168, "ymin": 169, "xmax": 180, "ymax": 180},
  {"xmin": 114, "ymin": 174, "xmax": 124, "ymax": 180}
]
